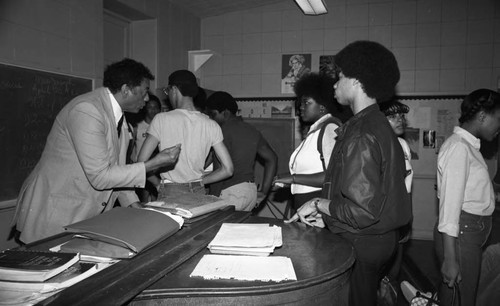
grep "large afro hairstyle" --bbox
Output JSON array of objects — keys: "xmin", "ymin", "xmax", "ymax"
[
  {"xmin": 293, "ymin": 72, "xmax": 338, "ymax": 114},
  {"xmin": 335, "ymin": 40, "xmax": 400, "ymax": 102}
]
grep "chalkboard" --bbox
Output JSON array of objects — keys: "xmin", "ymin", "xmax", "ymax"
[{"xmin": 0, "ymin": 63, "xmax": 93, "ymax": 201}]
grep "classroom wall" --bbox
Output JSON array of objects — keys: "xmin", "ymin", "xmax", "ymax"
[
  {"xmin": 199, "ymin": 0, "xmax": 500, "ymax": 97},
  {"xmin": 0, "ymin": 0, "xmax": 200, "ymax": 250}
]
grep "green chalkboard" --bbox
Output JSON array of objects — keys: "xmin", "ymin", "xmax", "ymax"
[{"xmin": 0, "ymin": 63, "xmax": 93, "ymax": 201}]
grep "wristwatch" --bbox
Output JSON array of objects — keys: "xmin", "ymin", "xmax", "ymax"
[{"xmin": 313, "ymin": 199, "xmax": 320, "ymax": 211}]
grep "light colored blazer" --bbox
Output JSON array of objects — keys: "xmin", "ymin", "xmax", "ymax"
[{"xmin": 13, "ymin": 88, "xmax": 145, "ymax": 243}]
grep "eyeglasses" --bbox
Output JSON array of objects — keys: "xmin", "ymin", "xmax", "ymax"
[
  {"xmin": 387, "ymin": 113, "xmax": 406, "ymax": 121},
  {"xmin": 162, "ymin": 85, "xmax": 174, "ymax": 96}
]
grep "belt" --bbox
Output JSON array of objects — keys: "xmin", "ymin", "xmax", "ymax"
[{"xmin": 160, "ymin": 180, "xmax": 204, "ymax": 188}]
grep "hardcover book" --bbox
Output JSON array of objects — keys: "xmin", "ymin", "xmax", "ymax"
[{"xmin": 0, "ymin": 250, "xmax": 79, "ymax": 282}]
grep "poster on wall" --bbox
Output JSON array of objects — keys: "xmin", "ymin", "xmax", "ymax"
[
  {"xmin": 319, "ymin": 55, "xmax": 336, "ymax": 78},
  {"xmin": 281, "ymin": 54, "xmax": 311, "ymax": 94}
]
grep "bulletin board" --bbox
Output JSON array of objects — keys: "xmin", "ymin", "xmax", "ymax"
[
  {"xmin": 0, "ymin": 63, "xmax": 93, "ymax": 201},
  {"xmin": 399, "ymin": 95, "xmax": 464, "ymax": 177}
]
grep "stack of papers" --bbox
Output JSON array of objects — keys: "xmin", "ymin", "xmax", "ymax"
[{"xmin": 208, "ymin": 223, "xmax": 282, "ymax": 256}]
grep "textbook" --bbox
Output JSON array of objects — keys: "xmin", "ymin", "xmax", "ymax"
[
  {"xmin": 62, "ymin": 207, "xmax": 181, "ymax": 258},
  {"xmin": 0, "ymin": 262, "xmax": 111, "ymax": 305},
  {"xmin": 145, "ymin": 193, "xmax": 231, "ymax": 219},
  {"xmin": 0, "ymin": 262, "xmax": 102, "ymax": 293},
  {"xmin": 0, "ymin": 250, "xmax": 79, "ymax": 282}
]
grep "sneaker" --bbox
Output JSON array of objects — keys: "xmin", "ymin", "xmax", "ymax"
[{"xmin": 400, "ymin": 280, "xmax": 433, "ymax": 302}]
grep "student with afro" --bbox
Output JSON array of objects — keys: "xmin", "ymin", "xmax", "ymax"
[{"xmin": 286, "ymin": 41, "xmax": 412, "ymax": 306}]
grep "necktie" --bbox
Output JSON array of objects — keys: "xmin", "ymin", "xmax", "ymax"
[{"xmin": 117, "ymin": 115, "xmax": 124, "ymax": 138}]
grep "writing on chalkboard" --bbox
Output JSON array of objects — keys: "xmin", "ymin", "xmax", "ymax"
[{"xmin": 0, "ymin": 64, "xmax": 92, "ymax": 201}]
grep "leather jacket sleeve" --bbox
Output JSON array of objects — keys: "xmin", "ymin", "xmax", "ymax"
[{"xmin": 328, "ymin": 133, "xmax": 385, "ymax": 229}]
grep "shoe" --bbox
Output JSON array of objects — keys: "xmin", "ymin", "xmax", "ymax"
[{"xmin": 400, "ymin": 280, "xmax": 433, "ymax": 303}]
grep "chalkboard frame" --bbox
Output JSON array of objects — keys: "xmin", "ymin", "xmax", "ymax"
[{"xmin": 0, "ymin": 63, "xmax": 94, "ymax": 203}]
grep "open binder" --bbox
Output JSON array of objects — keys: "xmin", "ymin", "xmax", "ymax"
[{"xmin": 60, "ymin": 207, "xmax": 181, "ymax": 258}]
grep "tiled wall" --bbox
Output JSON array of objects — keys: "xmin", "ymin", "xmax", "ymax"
[
  {"xmin": 0, "ymin": 0, "xmax": 104, "ymax": 82},
  {"xmin": 200, "ymin": 0, "xmax": 500, "ymax": 97}
]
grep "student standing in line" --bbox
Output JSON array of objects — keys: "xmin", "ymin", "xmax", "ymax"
[
  {"xmin": 273, "ymin": 72, "xmax": 343, "ymax": 212},
  {"xmin": 206, "ymin": 91, "xmax": 278, "ymax": 211},
  {"xmin": 13, "ymin": 58, "xmax": 181, "ymax": 243},
  {"xmin": 137, "ymin": 70, "xmax": 233, "ymax": 197},
  {"xmin": 434, "ymin": 89, "xmax": 500, "ymax": 306},
  {"xmin": 286, "ymin": 41, "xmax": 411, "ymax": 306}
]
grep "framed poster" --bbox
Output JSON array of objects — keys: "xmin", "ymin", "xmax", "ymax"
[{"xmin": 281, "ymin": 54, "xmax": 311, "ymax": 94}]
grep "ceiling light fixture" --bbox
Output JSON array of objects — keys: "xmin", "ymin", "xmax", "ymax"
[{"xmin": 294, "ymin": 0, "xmax": 328, "ymax": 15}]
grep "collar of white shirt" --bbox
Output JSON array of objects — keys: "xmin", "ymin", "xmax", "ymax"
[
  {"xmin": 106, "ymin": 88, "xmax": 123, "ymax": 126},
  {"xmin": 453, "ymin": 126, "xmax": 480, "ymax": 150}
]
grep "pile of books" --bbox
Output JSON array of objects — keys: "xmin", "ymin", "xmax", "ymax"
[
  {"xmin": 0, "ymin": 249, "xmax": 109, "ymax": 305},
  {"xmin": 189, "ymin": 223, "xmax": 296, "ymax": 282}
]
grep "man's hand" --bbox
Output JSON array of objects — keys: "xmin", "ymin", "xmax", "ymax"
[
  {"xmin": 154, "ymin": 144, "xmax": 181, "ymax": 166},
  {"xmin": 441, "ymin": 258, "xmax": 461, "ymax": 288}
]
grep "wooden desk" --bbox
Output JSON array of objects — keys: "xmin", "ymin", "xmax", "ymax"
[{"xmin": 26, "ymin": 207, "xmax": 354, "ymax": 305}]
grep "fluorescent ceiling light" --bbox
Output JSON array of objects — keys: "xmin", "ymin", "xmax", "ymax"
[{"xmin": 294, "ymin": 0, "xmax": 328, "ymax": 15}]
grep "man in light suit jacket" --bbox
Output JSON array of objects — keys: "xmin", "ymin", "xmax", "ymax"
[{"xmin": 13, "ymin": 58, "xmax": 181, "ymax": 244}]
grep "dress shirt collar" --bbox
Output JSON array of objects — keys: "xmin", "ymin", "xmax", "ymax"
[
  {"xmin": 106, "ymin": 88, "xmax": 123, "ymax": 126},
  {"xmin": 453, "ymin": 126, "xmax": 481, "ymax": 150}
]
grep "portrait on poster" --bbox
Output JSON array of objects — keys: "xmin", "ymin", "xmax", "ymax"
[{"xmin": 281, "ymin": 54, "xmax": 311, "ymax": 94}]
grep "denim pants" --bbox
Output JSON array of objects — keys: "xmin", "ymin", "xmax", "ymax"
[
  {"xmin": 158, "ymin": 180, "xmax": 206, "ymax": 199},
  {"xmin": 434, "ymin": 211, "xmax": 492, "ymax": 306}
]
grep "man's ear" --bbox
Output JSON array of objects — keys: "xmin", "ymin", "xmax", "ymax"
[
  {"xmin": 120, "ymin": 84, "xmax": 130, "ymax": 97},
  {"xmin": 477, "ymin": 110, "xmax": 486, "ymax": 123}
]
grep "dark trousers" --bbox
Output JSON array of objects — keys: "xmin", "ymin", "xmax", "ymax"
[
  {"xmin": 434, "ymin": 211, "xmax": 492, "ymax": 306},
  {"xmin": 340, "ymin": 230, "xmax": 398, "ymax": 306}
]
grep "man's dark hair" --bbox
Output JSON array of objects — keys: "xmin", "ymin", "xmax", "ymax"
[
  {"xmin": 294, "ymin": 72, "xmax": 339, "ymax": 114},
  {"xmin": 168, "ymin": 70, "xmax": 199, "ymax": 98},
  {"xmin": 206, "ymin": 91, "xmax": 238, "ymax": 115},
  {"xmin": 103, "ymin": 58, "xmax": 154, "ymax": 93},
  {"xmin": 335, "ymin": 40, "xmax": 400, "ymax": 102}
]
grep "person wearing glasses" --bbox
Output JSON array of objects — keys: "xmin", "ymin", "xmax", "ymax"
[
  {"xmin": 286, "ymin": 41, "xmax": 411, "ymax": 306},
  {"xmin": 138, "ymin": 70, "xmax": 233, "ymax": 197},
  {"xmin": 13, "ymin": 58, "xmax": 181, "ymax": 243}
]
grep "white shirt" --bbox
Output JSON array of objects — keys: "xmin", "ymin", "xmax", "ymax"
[
  {"xmin": 437, "ymin": 126, "xmax": 495, "ymax": 237},
  {"xmin": 289, "ymin": 114, "xmax": 338, "ymax": 194},
  {"xmin": 106, "ymin": 88, "xmax": 123, "ymax": 126}
]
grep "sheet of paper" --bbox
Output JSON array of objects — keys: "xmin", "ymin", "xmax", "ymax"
[
  {"xmin": 190, "ymin": 254, "xmax": 297, "ymax": 282},
  {"xmin": 208, "ymin": 223, "xmax": 282, "ymax": 248}
]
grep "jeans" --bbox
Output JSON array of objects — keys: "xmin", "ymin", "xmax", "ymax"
[
  {"xmin": 158, "ymin": 180, "xmax": 206, "ymax": 199},
  {"xmin": 434, "ymin": 211, "xmax": 492, "ymax": 306},
  {"xmin": 340, "ymin": 230, "xmax": 398, "ymax": 306},
  {"xmin": 476, "ymin": 243, "xmax": 500, "ymax": 306}
]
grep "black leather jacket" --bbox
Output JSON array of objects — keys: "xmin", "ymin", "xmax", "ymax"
[{"xmin": 322, "ymin": 104, "xmax": 412, "ymax": 235}]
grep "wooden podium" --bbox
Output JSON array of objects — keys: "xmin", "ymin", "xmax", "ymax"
[{"xmin": 24, "ymin": 207, "xmax": 354, "ymax": 305}]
